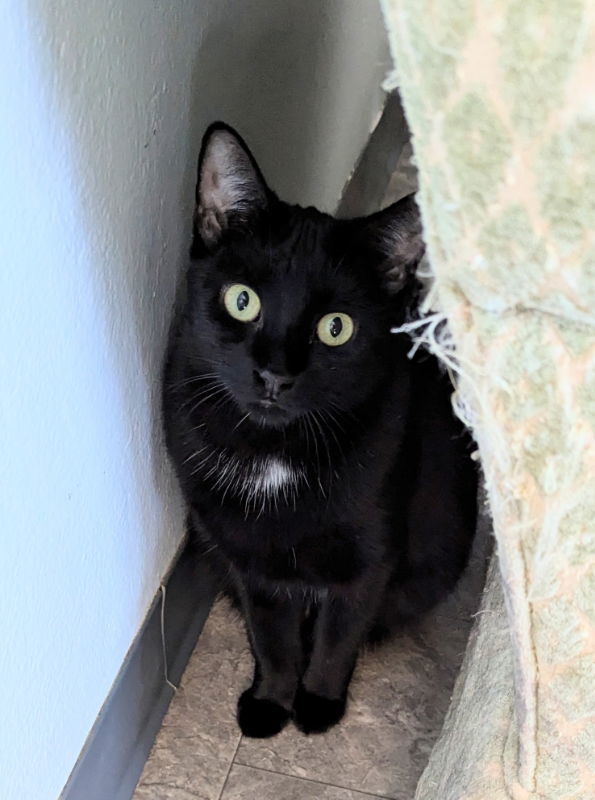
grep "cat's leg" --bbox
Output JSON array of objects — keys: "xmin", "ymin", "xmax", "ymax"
[
  {"xmin": 294, "ymin": 570, "xmax": 386, "ymax": 734},
  {"xmin": 237, "ymin": 586, "xmax": 304, "ymax": 738}
]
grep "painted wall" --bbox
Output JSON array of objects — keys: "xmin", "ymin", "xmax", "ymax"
[{"xmin": 0, "ymin": 2, "xmax": 388, "ymax": 798}]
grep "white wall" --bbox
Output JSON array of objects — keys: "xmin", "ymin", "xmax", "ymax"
[{"xmin": 0, "ymin": 2, "xmax": 388, "ymax": 798}]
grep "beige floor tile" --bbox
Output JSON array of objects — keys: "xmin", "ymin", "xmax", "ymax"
[
  {"xmin": 220, "ymin": 764, "xmax": 387, "ymax": 800},
  {"xmin": 133, "ymin": 742, "xmax": 231, "ymax": 800},
  {"xmin": 133, "ymin": 600, "xmax": 251, "ymax": 800},
  {"xmin": 135, "ymin": 787, "xmax": 210, "ymax": 800}
]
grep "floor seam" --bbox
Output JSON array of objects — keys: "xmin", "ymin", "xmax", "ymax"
[
  {"xmin": 216, "ymin": 733, "xmax": 243, "ymax": 800},
  {"xmin": 231, "ymin": 760, "xmax": 396, "ymax": 799}
]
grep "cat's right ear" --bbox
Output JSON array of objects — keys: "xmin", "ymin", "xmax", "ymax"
[{"xmin": 192, "ymin": 122, "xmax": 269, "ymax": 254}]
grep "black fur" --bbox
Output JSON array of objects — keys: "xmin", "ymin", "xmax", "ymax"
[{"xmin": 163, "ymin": 123, "xmax": 477, "ymax": 738}]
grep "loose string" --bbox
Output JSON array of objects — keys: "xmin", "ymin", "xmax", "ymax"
[{"xmin": 160, "ymin": 584, "xmax": 179, "ymax": 692}]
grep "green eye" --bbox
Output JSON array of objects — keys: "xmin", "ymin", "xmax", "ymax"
[
  {"xmin": 316, "ymin": 313, "xmax": 355, "ymax": 347},
  {"xmin": 222, "ymin": 284, "xmax": 261, "ymax": 322}
]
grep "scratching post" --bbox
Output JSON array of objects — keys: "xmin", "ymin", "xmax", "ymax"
[{"xmin": 381, "ymin": 1, "xmax": 595, "ymax": 797}]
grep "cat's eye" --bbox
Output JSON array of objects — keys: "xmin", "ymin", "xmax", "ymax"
[
  {"xmin": 316, "ymin": 313, "xmax": 355, "ymax": 347},
  {"xmin": 222, "ymin": 284, "xmax": 261, "ymax": 322}
]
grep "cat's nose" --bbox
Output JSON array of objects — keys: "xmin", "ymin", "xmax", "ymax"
[{"xmin": 253, "ymin": 368, "xmax": 294, "ymax": 400}]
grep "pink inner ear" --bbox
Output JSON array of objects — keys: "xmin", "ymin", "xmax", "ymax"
[
  {"xmin": 200, "ymin": 136, "xmax": 240, "ymax": 216},
  {"xmin": 197, "ymin": 131, "xmax": 267, "ymax": 235},
  {"xmin": 196, "ymin": 202, "xmax": 225, "ymax": 248}
]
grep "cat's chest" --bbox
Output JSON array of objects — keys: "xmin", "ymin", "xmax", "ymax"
[
  {"xmin": 193, "ymin": 451, "xmax": 386, "ymax": 587},
  {"xmin": 196, "ymin": 446, "xmax": 304, "ymax": 512},
  {"xmin": 243, "ymin": 456, "xmax": 297, "ymax": 496}
]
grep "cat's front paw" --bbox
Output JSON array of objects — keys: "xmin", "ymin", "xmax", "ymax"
[
  {"xmin": 237, "ymin": 688, "xmax": 291, "ymax": 738},
  {"xmin": 293, "ymin": 685, "xmax": 347, "ymax": 734}
]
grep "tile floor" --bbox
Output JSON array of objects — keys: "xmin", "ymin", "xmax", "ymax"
[{"xmin": 133, "ymin": 521, "xmax": 489, "ymax": 800}]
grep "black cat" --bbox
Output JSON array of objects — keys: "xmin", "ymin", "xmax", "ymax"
[{"xmin": 162, "ymin": 123, "xmax": 477, "ymax": 738}]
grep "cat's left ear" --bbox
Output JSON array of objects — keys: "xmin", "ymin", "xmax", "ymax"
[
  {"xmin": 360, "ymin": 194, "xmax": 425, "ymax": 293},
  {"xmin": 193, "ymin": 122, "xmax": 270, "ymax": 252}
]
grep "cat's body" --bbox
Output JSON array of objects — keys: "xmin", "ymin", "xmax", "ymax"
[{"xmin": 163, "ymin": 123, "xmax": 478, "ymax": 738}]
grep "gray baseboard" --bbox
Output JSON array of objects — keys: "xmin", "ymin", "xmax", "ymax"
[{"xmin": 60, "ymin": 539, "xmax": 217, "ymax": 800}]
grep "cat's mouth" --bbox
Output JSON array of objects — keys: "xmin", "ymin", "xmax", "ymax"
[{"xmin": 247, "ymin": 399, "xmax": 291, "ymax": 427}]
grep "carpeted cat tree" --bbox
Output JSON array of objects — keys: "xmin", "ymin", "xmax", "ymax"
[{"xmin": 380, "ymin": 1, "xmax": 595, "ymax": 798}]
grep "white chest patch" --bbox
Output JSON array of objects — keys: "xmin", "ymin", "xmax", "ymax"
[
  {"xmin": 203, "ymin": 450, "xmax": 303, "ymax": 513},
  {"xmin": 252, "ymin": 458, "xmax": 294, "ymax": 494}
]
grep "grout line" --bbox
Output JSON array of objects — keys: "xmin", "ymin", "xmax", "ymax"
[
  {"xmin": 216, "ymin": 733, "xmax": 243, "ymax": 800},
  {"xmin": 231, "ymin": 760, "xmax": 397, "ymax": 800}
]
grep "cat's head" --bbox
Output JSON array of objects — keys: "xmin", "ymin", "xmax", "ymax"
[{"xmin": 183, "ymin": 122, "xmax": 424, "ymax": 430}]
